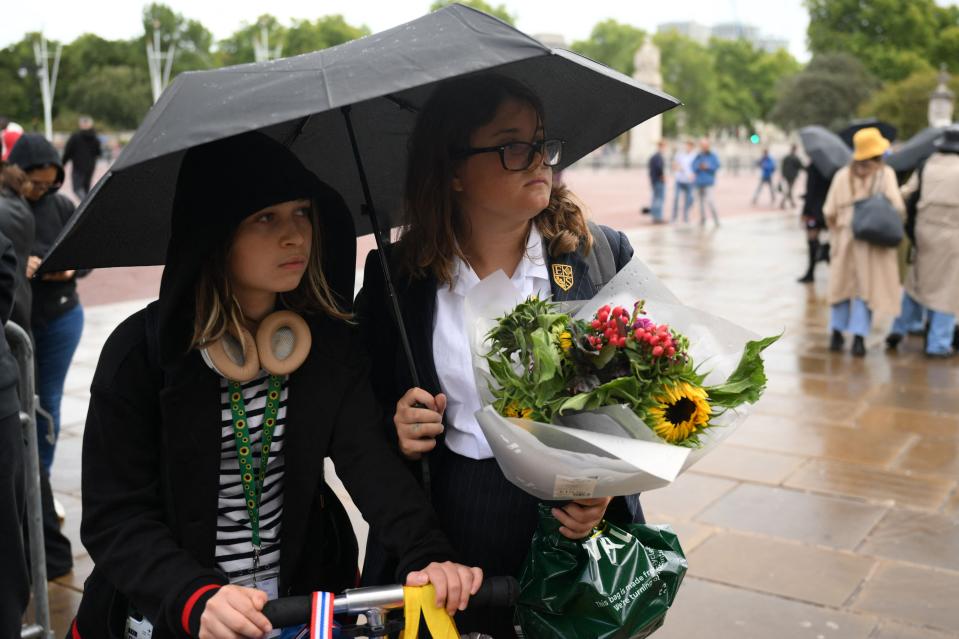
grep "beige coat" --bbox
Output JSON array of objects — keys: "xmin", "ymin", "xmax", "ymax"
[
  {"xmin": 823, "ymin": 164, "xmax": 905, "ymax": 316},
  {"xmin": 902, "ymin": 152, "xmax": 959, "ymax": 315}
]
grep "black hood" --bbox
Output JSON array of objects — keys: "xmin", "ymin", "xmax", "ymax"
[
  {"xmin": 6, "ymin": 133, "xmax": 65, "ymax": 187},
  {"xmin": 157, "ymin": 131, "xmax": 356, "ymax": 367}
]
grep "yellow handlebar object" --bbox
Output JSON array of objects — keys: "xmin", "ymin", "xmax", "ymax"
[{"xmin": 401, "ymin": 585, "xmax": 460, "ymax": 639}]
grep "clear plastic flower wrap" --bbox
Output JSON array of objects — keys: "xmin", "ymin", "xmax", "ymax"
[{"xmin": 468, "ymin": 258, "xmax": 780, "ymax": 500}]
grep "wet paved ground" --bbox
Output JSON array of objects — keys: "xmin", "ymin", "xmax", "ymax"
[{"xmin": 35, "ymin": 167, "xmax": 959, "ymax": 638}]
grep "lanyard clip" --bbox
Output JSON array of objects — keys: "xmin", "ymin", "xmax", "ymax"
[{"xmin": 253, "ymin": 544, "xmax": 261, "ymax": 581}]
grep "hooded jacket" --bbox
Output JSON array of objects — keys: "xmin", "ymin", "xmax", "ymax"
[
  {"xmin": 74, "ymin": 132, "xmax": 455, "ymax": 638},
  {"xmin": 62, "ymin": 128, "xmax": 102, "ymax": 176},
  {"xmin": 7, "ymin": 133, "xmax": 80, "ymax": 328}
]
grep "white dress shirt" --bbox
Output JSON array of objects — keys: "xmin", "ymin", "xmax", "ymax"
[{"xmin": 432, "ymin": 225, "xmax": 551, "ymax": 460}]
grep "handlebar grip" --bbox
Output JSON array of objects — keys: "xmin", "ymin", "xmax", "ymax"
[
  {"xmin": 470, "ymin": 576, "xmax": 520, "ymax": 609},
  {"xmin": 262, "ymin": 595, "xmax": 310, "ymax": 628}
]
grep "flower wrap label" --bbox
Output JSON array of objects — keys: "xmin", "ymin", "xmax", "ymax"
[
  {"xmin": 553, "ymin": 475, "xmax": 598, "ymax": 499},
  {"xmin": 516, "ymin": 504, "xmax": 687, "ymax": 639}
]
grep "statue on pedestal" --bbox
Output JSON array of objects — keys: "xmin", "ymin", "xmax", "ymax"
[
  {"xmin": 628, "ymin": 40, "xmax": 664, "ymax": 166},
  {"xmin": 929, "ymin": 64, "xmax": 955, "ymax": 128}
]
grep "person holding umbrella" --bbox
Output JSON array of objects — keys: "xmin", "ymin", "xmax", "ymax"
[
  {"xmin": 356, "ymin": 74, "xmax": 643, "ymax": 638},
  {"xmin": 886, "ymin": 124, "xmax": 959, "ymax": 358},
  {"xmin": 71, "ymin": 132, "xmax": 482, "ymax": 638},
  {"xmin": 822, "ymin": 128, "xmax": 905, "ymax": 356}
]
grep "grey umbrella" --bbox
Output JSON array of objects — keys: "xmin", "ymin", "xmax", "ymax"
[
  {"xmin": 799, "ymin": 125, "xmax": 851, "ymax": 179},
  {"xmin": 886, "ymin": 126, "xmax": 946, "ymax": 172}
]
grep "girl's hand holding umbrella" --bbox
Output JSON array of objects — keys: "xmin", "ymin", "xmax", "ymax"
[{"xmin": 394, "ymin": 387, "xmax": 447, "ymax": 460}]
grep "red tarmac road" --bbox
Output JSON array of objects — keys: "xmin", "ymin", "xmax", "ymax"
[{"xmin": 71, "ymin": 163, "xmax": 803, "ymax": 306}]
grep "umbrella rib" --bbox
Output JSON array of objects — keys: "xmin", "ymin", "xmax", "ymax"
[
  {"xmin": 384, "ymin": 94, "xmax": 420, "ymax": 114},
  {"xmin": 283, "ymin": 115, "xmax": 314, "ymax": 148}
]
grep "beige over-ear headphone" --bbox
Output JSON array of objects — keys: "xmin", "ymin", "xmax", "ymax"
[{"xmin": 200, "ymin": 310, "xmax": 312, "ymax": 382}]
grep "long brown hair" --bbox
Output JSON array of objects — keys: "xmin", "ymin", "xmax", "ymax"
[
  {"xmin": 190, "ymin": 201, "xmax": 350, "ymax": 350},
  {"xmin": 0, "ymin": 162, "xmax": 28, "ymax": 196},
  {"xmin": 398, "ymin": 74, "xmax": 591, "ymax": 285}
]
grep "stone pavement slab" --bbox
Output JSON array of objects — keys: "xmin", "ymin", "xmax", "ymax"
[{"xmin": 851, "ymin": 562, "xmax": 959, "ymax": 634}]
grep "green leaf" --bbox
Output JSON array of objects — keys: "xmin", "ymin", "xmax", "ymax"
[{"xmin": 705, "ymin": 334, "xmax": 781, "ymax": 407}]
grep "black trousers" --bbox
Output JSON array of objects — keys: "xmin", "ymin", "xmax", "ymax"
[{"xmin": 0, "ymin": 411, "xmax": 29, "ymax": 638}]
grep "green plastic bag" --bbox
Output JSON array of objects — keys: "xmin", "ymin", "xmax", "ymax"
[{"xmin": 516, "ymin": 505, "xmax": 687, "ymax": 639}]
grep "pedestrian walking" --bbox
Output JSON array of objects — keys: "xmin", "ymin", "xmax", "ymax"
[
  {"xmin": 694, "ymin": 138, "xmax": 721, "ymax": 226},
  {"xmin": 886, "ymin": 124, "xmax": 959, "ymax": 358},
  {"xmin": 823, "ymin": 128, "xmax": 905, "ymax": 357},
  {"xmin": 797, "ymin": 163, "xmax": 830, "ymax": 283},
  {"xmin": 780, "ymin": 144, "xmax": 803, "ymax": 209},
  {"xmin": 355, "ymin": 74, "xmax": 644, "ymax": 639},
  {"xmin": 70, "ymin": 132, "xmax": 482, "ymax": 638},
  {"xmin": 648, "ymin": 140, "xmax": 667, "ymax": 223},
  {"xmin": 61, "ymin": 116, "xmax": 102, "ymax": 200},
  {"xmin": 752, "ymin": 149, "xmax": 776, "ymax": 206},
  {"xmin": 671, "ymin": 140, "xmax": 695, "ymax": 222}
]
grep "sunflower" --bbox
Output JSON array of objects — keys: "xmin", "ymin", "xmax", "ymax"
[
  {"xmin": 647, "ymin": 381, "xmax": 711, "ymax": 443},
  {"xmin": 558, "ymin": 331, "xmax": 573, "ymax": 352},
  {"xmin": 505, "ymin": 402, "xmax": 534, "ymax": 419}
]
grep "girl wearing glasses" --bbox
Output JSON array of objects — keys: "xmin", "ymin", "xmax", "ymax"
[{"xmin": 356, "ymin": 74, "xmax": 642, "ymax": 637}]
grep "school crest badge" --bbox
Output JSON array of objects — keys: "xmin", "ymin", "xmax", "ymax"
[{"xmin": 551, "ymin": 264, "xmax": 574, "ymax": 292}]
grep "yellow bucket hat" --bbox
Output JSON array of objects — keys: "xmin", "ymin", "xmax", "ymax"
[{"xmin": 852, "ymin": 127, "xmax": 890, "ymax": 161}]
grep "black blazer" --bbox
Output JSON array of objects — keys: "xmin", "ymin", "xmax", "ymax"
[
  {"xmin": 354, "ymin": 225, "xmax": 635, "ymax": 505},
  {"xmin": 74, "ymin": 303, "xmax": 454, "ymax": 639}
]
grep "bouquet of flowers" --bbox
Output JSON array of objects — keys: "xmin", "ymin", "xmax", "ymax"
[
  {"xmin": 467, "ymin": 258, "xmax": 780, "ymax": 500},
  {"xmin": 485, "ymin": 297, "xmax": 778, "ymax": 448}
]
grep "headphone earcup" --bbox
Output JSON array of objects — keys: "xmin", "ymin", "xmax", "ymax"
[
  {"xmin": 202, "ymin": 328, "xmax": 260, "ymax": 382},
  {"xmin": 256, "ymin": 310, "xmax": 312, "ymax": 376}
]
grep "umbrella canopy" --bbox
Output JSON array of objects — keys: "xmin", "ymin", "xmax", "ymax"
[
  {"xmin": 799, "ymin": 125, "xmax": 851, "ymax": 179},
  {"xmin": 42, "ymin": 3, "xmax": 678, "ymax": 272},
  {"xmin": 839, "ymin": 118, "xmax": 898, "ymax": 148},
  {"xmin": 886, "ymin": 126, "xmax": 946, "ymax": 172}
]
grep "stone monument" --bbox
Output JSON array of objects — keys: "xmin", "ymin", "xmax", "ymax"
[
  {"xmin": 628, "ymin": 40, "xmax": 664, "ymax": 167},
  {"xmin": 928, "ymin": 64, "xmax": 955, "ymax": 128}
]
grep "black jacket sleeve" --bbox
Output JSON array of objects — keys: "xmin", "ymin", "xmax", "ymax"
[
  {"xmin": 0, "ymin": 233, "xmax": 17, "ymax": 324},
  {"xmin": 327, "ymin": 327, "xmax": 456, "ymax": 580},
  {"xmin": 81, "ymin": 315, "xmax": 227, "ymax": 637}
]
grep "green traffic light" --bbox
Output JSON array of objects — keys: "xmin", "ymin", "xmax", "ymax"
[{"xmin": 750, "ymin": 134, "xmax": 760, "ymax": 144}]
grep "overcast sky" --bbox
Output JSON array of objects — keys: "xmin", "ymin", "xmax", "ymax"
[{"xmin": 4, "ymin": 0, "xmax": 812, "ymax": 59}]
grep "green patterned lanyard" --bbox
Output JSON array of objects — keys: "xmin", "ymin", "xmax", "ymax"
[{"xmin": 228, "ymin": 374, "xmax": 283, "ymax": 575}]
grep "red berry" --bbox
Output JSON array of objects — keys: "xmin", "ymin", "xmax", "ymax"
[
  {"xmin": 667, "ymin": 346, "xmax": 676, "ymax": 356},
  {"xmin": 652, "ymin": 346, "xmax": 664, "ymax": 357}
]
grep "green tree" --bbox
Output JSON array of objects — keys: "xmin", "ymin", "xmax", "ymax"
[
  {"xmin": 64, "ymin": 65, "xmax": 153, "ymax": 129},
  {"xmin": 859, "ymin": 68, "xmax": 959, "ymax": 139},
  {"xmin": 216, "ymin": 15, "xmax": 286, "ymax": 66},
  {"xmin": 769, "ymin": 53, "xmax": 877, "ymax": 132},
  {"xmin": 570, "ymin": 20, "xmax": 645, "ymax": 76},
  {"xmin": 283, "ymin": 15, "xmax": 370, "ymax": 56},
  {"xmin": 428, "ymin": 0, "xmax": 516, "ymax": 25},
  {"xmin": 805, "ymin": 0, "xmax": 957, "ymax": 82},
  {"xmin": 652, "ymin": 31, "xmax": 718, "ymax": 136}
]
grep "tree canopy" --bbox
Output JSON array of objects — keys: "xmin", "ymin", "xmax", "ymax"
[
  {"xmin": 571, "ymin": 20, "xmax": 646, "ymax": 77},
  {"xmin": 805, "ymin": 0, "xmax": 959, "ymax": 82},
  {"xmin": 429, "ymin": 0, "xmax": 515, "ymax": 25}
]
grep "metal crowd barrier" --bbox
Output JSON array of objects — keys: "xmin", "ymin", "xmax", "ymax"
[{"xmin": 7, "ymin": 322, "xmax": 54, "ymax": 639}]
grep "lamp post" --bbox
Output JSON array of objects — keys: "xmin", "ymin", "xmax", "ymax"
[
  {"xmin": 252, "ymin": 22, "xmax": 282, "ymax": 62},
  {"xmin": 928, "ymin": 64, "xmax": 954, "ymax": 128},
  {"xmin": 146, "ymin": 20, "xmax": 178, "ymax": 103},
  {"xmin": 31, "ymin": 35, "xmax": 62, "ymax": 141}
]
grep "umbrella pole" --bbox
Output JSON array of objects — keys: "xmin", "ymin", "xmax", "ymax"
[{"xmin": 341, "ymin": 105, "xmax": 431, "ymax": 499}]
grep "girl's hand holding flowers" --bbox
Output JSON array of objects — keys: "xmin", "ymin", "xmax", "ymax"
[{"xmin": 552, "ymin": 497, "xmax": 613, "ymax": 539}]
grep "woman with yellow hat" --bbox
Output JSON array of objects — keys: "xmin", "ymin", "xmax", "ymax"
[{"xmin": 822, "ymin": 127, "xmax": 906, "ymax": 357}]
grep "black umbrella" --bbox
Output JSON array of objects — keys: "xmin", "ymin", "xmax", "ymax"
[
  {"xmin": 799, "ymin": 125, "xmax": 851, "ymax": 178},
  {"xmin": 43, "ymin": 4, "xmax": 678, "ymax": 491},
  {"xmin": 43, "ymin": 5, "xmax": 677, "ymax": 272},
  {"xmin": 886, "ymin": 126, "xmax": 946, "ymax": 172},
  {"xmin": 839, "ymin": 118, "xmax": 898, "ymax": 147}
]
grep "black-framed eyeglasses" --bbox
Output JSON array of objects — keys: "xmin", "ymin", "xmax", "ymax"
[
  {"xmin": 28, "ymin": 180, "xmax": 62, "ymax": 193},
  {"xmin": 457, "ymin": 138, "xmax": 565, "ymax": 171}
]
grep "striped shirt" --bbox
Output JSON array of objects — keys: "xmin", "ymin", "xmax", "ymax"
[{"xmin": 215, "ymin": 371, "xmax": 288, "ymax": 581}]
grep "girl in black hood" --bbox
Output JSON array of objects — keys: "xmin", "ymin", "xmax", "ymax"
[{"xmin": 74, "ymin": 132, "xmax": 481, "ymax": 639}]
